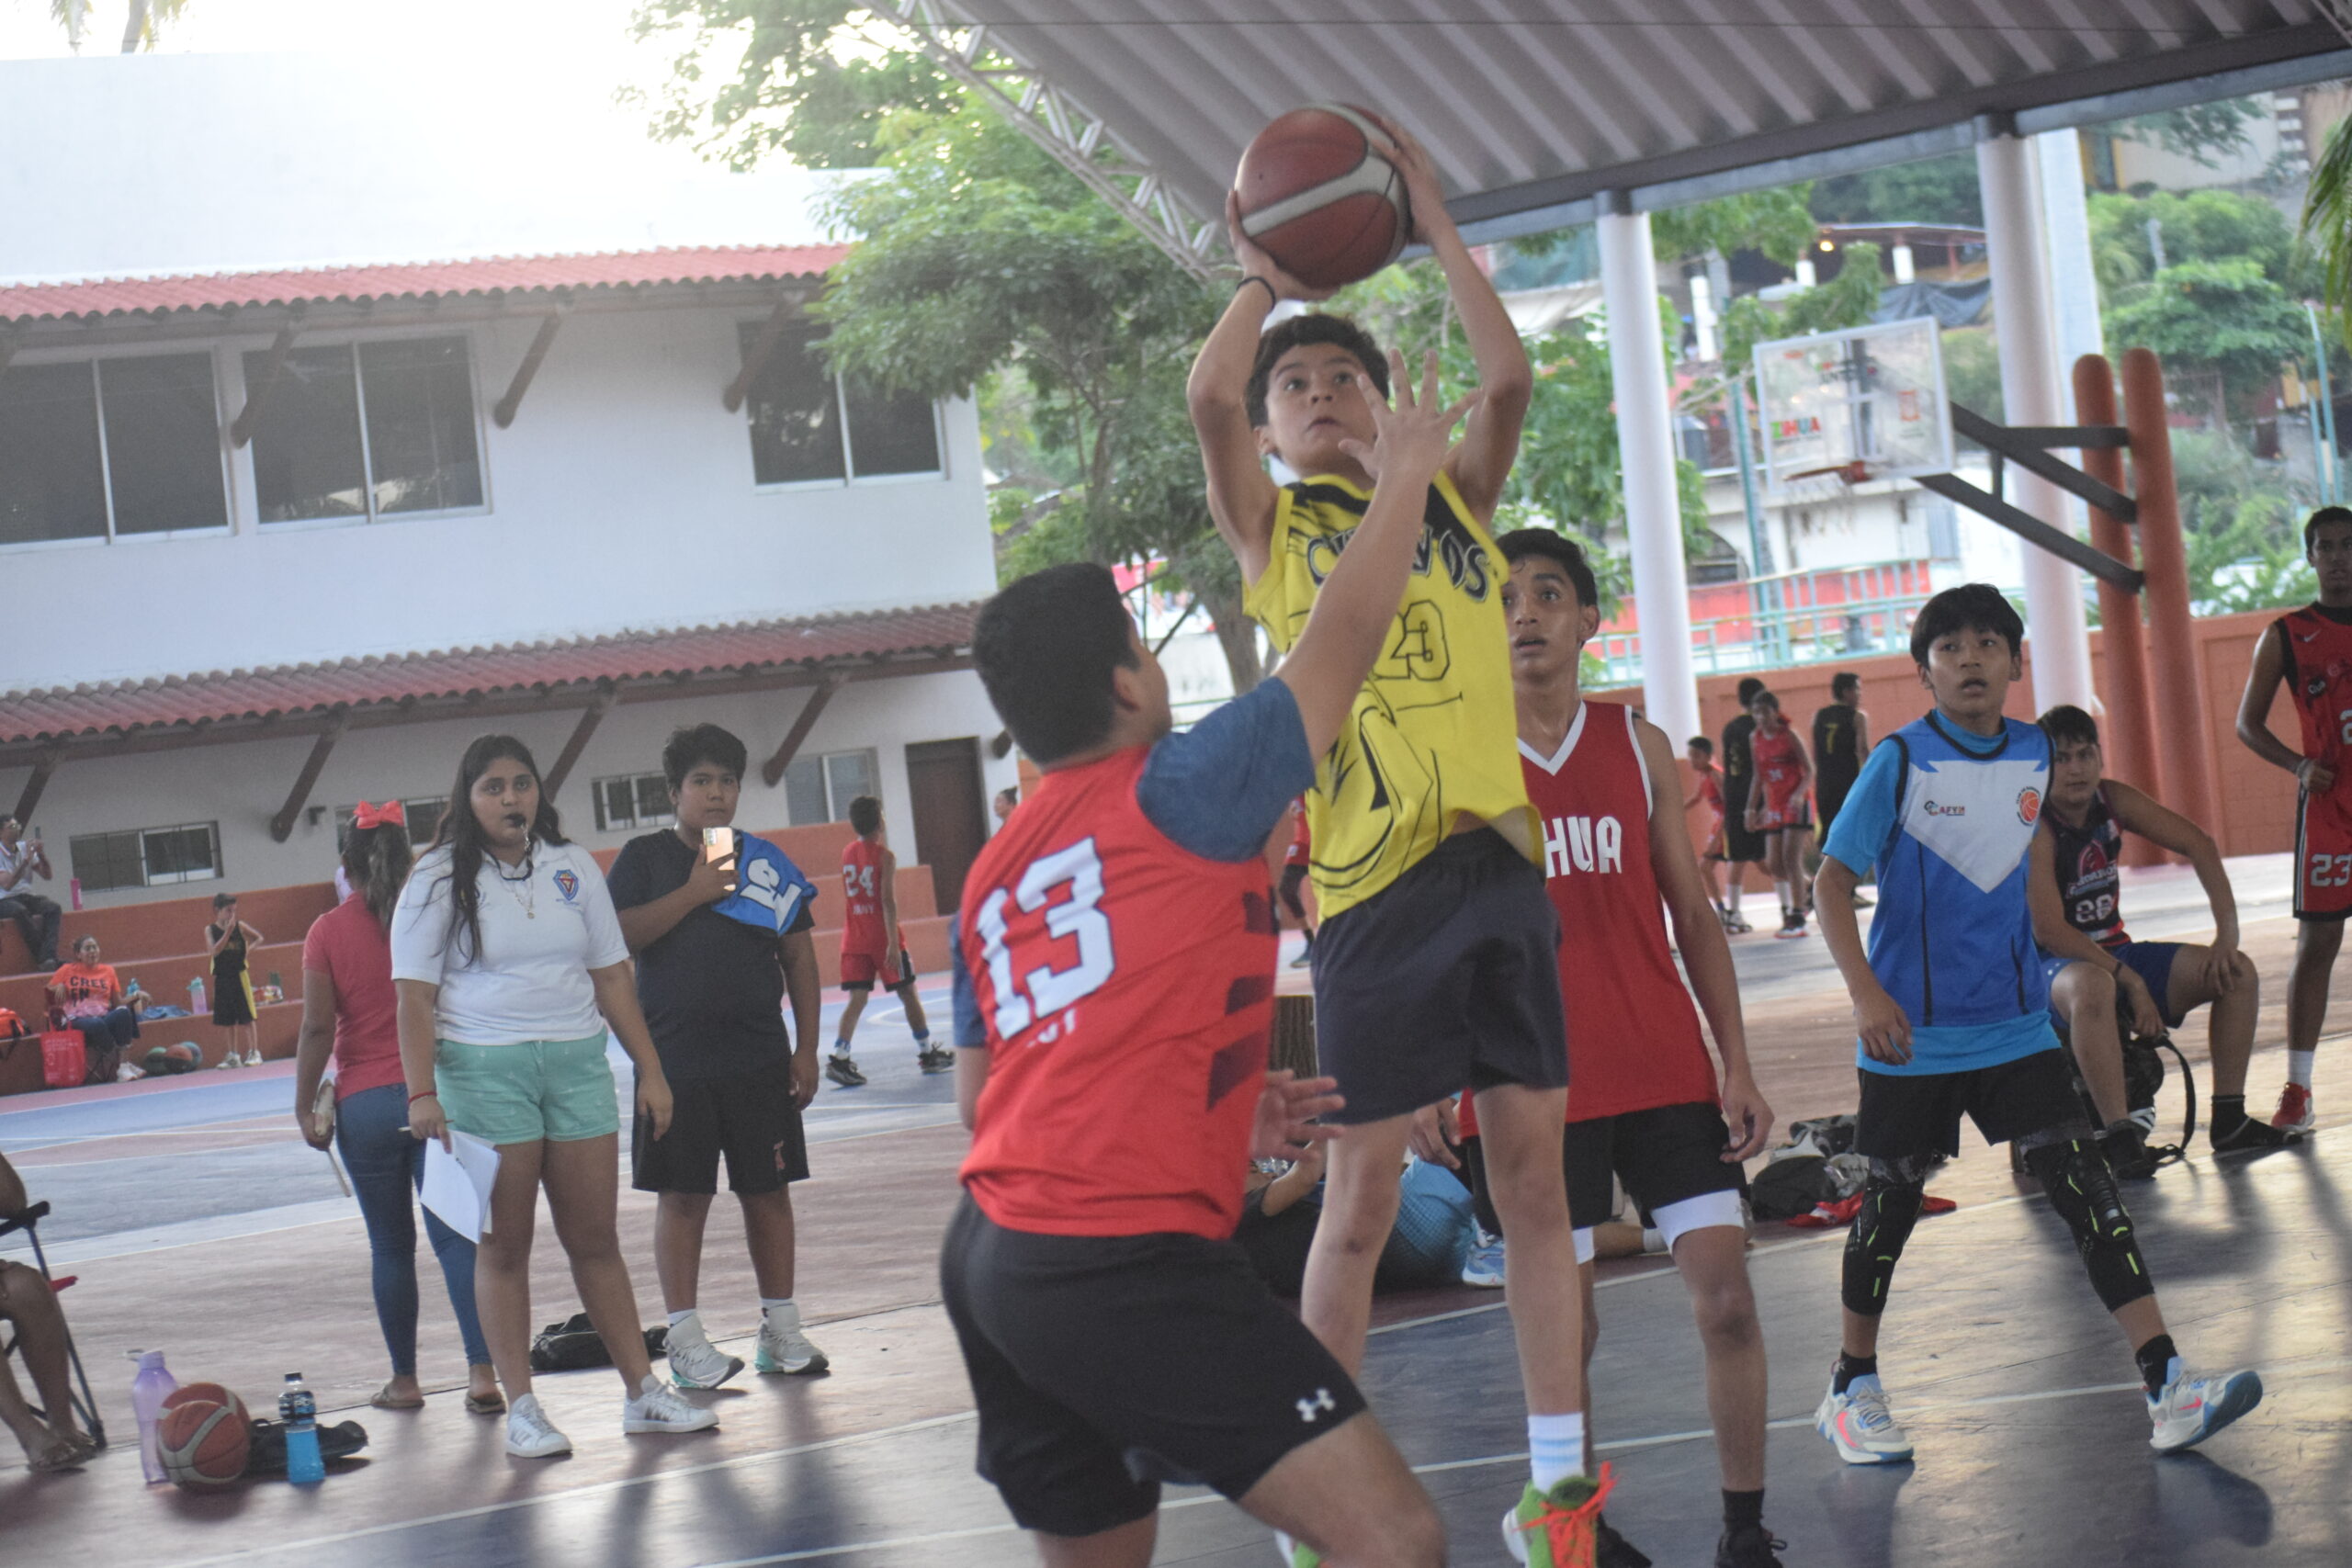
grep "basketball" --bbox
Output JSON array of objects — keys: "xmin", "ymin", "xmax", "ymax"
[
  {"xmin": 1235, "ymin": 104, "xmax": 1411, "ymax": 290},
  {"xmin": 158, "ymin": 1383, "xmax": 252, "ymax": 1489}
]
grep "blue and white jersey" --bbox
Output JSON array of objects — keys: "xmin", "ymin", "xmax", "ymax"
[{"xmin": 1820, "ymin": 712, "xmax": 2059, "ymax": 1076}]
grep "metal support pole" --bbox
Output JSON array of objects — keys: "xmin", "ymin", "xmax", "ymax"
[
  {"xmin": 1728, "ymin": 378, "xmax": 1781, "ymax": 666},
  {"xmin": 2310, "ymin": 302, "xmax": 2341, "ymax": 505},
  {"xmin": 1597, "ymin": 197, "xmax": 1700, "ymax": 742},
  {"xmin": 2120, "ymin": 348, "xmax": 2222, "ymax": 838},
  {"xmin": 1977, "ymin": 124, "xmax": 2096, "ymax": 713},
  {"xmin": 2072, "ymin": 355, "xmax": 2164, "ymax": 867}
]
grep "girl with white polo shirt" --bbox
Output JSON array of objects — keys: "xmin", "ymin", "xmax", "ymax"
[{"xmin": 392, "ymin": 734, "xmax": 717, "ymax": 1458}]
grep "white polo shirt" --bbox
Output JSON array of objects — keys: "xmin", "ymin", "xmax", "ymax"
[{"xmin": 390, "ymin": 839, "xmax": 628, "ymax": 1046}]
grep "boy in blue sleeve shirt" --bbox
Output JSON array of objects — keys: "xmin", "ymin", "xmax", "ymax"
[{"xmin": 1809, "ymin": 585, "xmax": 2260, "ymax": 1466}]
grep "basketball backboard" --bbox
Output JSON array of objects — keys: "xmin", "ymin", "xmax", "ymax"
[{"xmin": 1754, "ymin": 317, "xmax": 1952, "ymax": 491}]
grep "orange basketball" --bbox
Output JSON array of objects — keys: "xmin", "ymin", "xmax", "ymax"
[
  {"xmin": 158, "ymin": 1383, "xmax": 252, "ymax": 1489},
  {"xmin": 1235, "ymin": 105, "xmax": 1412, "ymax": 290}
]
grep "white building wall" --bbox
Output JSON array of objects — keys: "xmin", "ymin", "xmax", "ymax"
[
  {"xmin": 0, "ymin": 670, "xmax": 1014, "ymax": 910},
  {"xmin": 2, "ymin": 305, "xmax": 993, "ymax": 687}
]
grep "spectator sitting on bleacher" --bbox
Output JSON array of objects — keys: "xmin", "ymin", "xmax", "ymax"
[
  {"xmin": 0, "ymin": 1148, "xmax": 94, "ymax": 1472},
  {"xmin": 44, "ymin": 937, "xmax": 139, "ymax": 1082},
  {"xmin": 0, "ymin": 818, "xmax": 62, "ymax": 973}
]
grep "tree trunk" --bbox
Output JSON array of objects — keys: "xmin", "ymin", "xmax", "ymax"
[
  {"xmin": 119, "ymin": 0, "xmax": 149, "ymax": 51},
  {"xmin": 1199, "ymin": 580, "xmax": 1264, "ymax": 694}
]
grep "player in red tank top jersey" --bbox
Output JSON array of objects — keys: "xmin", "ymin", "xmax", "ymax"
[
  {"xmin": 1743, "ymin": 690, "xmax": 1815, "ymax": 940},
  {"xmin": 2235, "ymin": 505, "xmax": 2352, "ymax": 1132},
  {"xmin": 1684, "ymin": 736, "xmax": 1731, "ymax": 922},
  {"xmin": 943, "ymin": 356, "xmax": 1491, "ymax": 1567},
  {"xmin": 825, "ymin": 799, "xmax": 941, "ymax": 1089},
  {"xmin": 1446, "ymin": 530, "xmax": 1784, "ymax": 1567}
]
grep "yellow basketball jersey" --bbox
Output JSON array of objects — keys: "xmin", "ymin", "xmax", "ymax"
[{"xmin": 1245, "ymin": 471, "xmax": 1537, "ymax": 919}]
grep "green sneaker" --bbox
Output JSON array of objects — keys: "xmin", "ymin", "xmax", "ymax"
[
  {"xmin": 1503, "ymin": 1464, "xmax": 1617, "ymax": 1567},
  {"xmin": 1272, "ymin": 1530, "xmax": 1320, "ymax": 1566}
]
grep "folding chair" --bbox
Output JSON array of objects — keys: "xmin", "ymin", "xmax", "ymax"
[{"xmin": 0, "ymin": 1201, "xmax": 107, "ymax": 1448}]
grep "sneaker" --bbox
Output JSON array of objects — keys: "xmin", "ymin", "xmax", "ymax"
[
  {"xmin": 755, "ymin": 1310, "xmax": 830, "ymax": 1376},
  {"xmin": 503, "ymin": 1393, "xmax": 572, "ymax": 1458},
  {"xmin": 825, "ymin": 1052, "xmax": 867, "ymax": 1089},
  {"xmin": 1773, "ymin": 913, "xmax": 1808, "ymax": 941},
  {"xmin": 1503, "ymin": 1467, "xmax": 1615, "ymax": 1566},
  {"xmin": 245, "ymin": 1049, "xmax": 265, "ymax": 1067},
  {"xmin": 916, "ymin": 1045, "xmax": 955, "ymax": 1075},
  {"xmin": 2101, "ymin": 1119, "xmax": 2158, "ymax": 1180},
  {"xmin": 622, "ymin": 1373, "xmax": 718, "ymax": 1435},
  {"xmin": 1851, "ymin": 889, "xmax": 1874, "ymax": 908},
  {"xmin": 2147, "ymin": 1362, "xmax": 2262, "ymax": 1452},
  {"xmin": 2271, "ymin": 1083, "xmax": 2314, "ymax": 1133},
  {"xmin": 1289, "ymin": 947, "xmax": 1314, "ymax": 969},
  {"xmin": 663, "ymin": 1326, "xmax": 744, "ymax": 1390},
  {"xmin": 1462, "ymin": 1229, "xmax": 1507, "ymax": 1289},
  {"xmin": 214, "ymin": 1053, "xmax": 241, "ymax": 1070},
  {"xmin": 1724, "ymin": 913, "xmax": 1753, "ymax": 935},
  {"xmin": 1714, "ymin": 1524, "xmax": 1788, "ymax": 1568},
  {"xmin": 1598, "ymin": 1516, "xmax": 1653, "ymax": 1568},
  {"xmin": 2212, "ymin": 1113, "xmax": 2304, "ymax": 1153},
  {"xmin": 1815, "ymin": 1372, "xmax": 1914, "ymax": 1464},
  {"xmin": 1272, "ymin": 1532, "xmax": 1319, "ymax": 1566}
]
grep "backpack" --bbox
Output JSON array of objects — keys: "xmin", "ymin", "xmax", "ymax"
[{"xmin": 528, "ymin": 1311, "xmax": 670, "ymax": 1373}]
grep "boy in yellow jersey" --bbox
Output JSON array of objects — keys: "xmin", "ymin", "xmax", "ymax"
[{"xmin": 1189, "ymin": 115, "xmax": 1602, "ymax": 1568}]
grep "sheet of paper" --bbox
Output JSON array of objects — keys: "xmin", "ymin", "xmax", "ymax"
[{"xmin": 420, "ymin": 1131, "xmax": 502, "ymax": 1242}]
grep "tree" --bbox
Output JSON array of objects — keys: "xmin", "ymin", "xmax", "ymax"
[
  {"xmin": 2088, "ymin": 188, "xmax": 2312, "ymax": 299},
  {"xmin": 2303, "ymin": 113, "xmax": 2352, "ymax": 349},
  {"xmin": 1811, "ymin": 153, "xmax": 1981, "ymax": 227},
  {"xmin": 42, "ymin": 0, "xmax": 187, "ymax": 52},
  {"xmin": 2170, "ymin": 429, "xmax": 2316, "ymax": 613},
  {"xmin": 2104, "ymin": 259, "xmax": 2306, "ymax": 424},
  {"xmin": 2114, "ymin": 100, "xmax": 2263, "ymax": 169}
]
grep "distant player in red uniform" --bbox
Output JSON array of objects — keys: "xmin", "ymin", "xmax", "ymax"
[
  {"xmin": 1279, "ymin": 799, "xmax": 1317, "ymax": 969},
  {"xmin": 2235, "ymin": 504, "xmax": 2352, "ymax": 1132},
  {"xmin": 1446, "ymin": 531, "xmax": 1782, "ymax": 1568},
  {"xmin": 1743, "ymin": 690, "xmax": 1814, "ymax": 940},
  {"xmin": 945, "ymin": 355, "xmax": 1476, "ymax": 1568},
  {"xmin": 1685, "ymin": 736, "xmax": 1729, "ymax": 921},
  {"xmin": 827, "ymin": 797, "xmax": 943, "ymax": 1088}
]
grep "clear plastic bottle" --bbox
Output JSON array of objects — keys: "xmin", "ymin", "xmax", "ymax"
[
  {"xmin": 279, "ymin": 1372, "xmax": 324, "ymax": 1484},
  {"xmin": 131, "ymin": 1349, "xmax": 178, "ymax": 1483},
  {"xmin": 188, "ymin": 976, "xmax": 207, "ymax": 1015}
]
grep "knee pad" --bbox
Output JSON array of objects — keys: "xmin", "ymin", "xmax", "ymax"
[
  {"xmin": 2024, "ymin": 1138, "xmax": 2154, "ymax": 1312},
  {"xmin": 1840, "ymin": 1175, "xmax": 1926, "ymax": 1317}
]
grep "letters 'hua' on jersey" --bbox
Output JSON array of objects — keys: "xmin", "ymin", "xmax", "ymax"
[
  {"xmin": 1244, "ymin": 470, "xmax": 1536, "ymax": 922},
  {"xmin": 956, "ymin": 747, "xmax": 1280, "ymax": 1240},
  {"xmin": 841, "ymin": 838, "xmax": 887, "ymax": 957}
]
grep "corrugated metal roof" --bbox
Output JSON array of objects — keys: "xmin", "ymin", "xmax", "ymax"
[
  {"xmin": 0, "ymin": 243, "xmax": 852, "ymax": 325},
  {"xmin": 929, "ymin": 1, "xmax": 2346, "ymax": 235},
  {"xmin": 0, "ymin": 603, "xmax": 975, "ymax": 749}
]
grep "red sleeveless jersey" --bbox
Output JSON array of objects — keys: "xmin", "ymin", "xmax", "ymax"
[
  {"xmin": 1751, "ymin": 722, "xmax": 1807, "ymax": 813},
  {"xmin": 956, "ymin": 746, "xmax": 1280, "ymax": 1238},
  {"xmin": 2278, "ymin": 604, "xmax": 2352, "ymax": 805},
  {"xmin": 841, "ymin": 838, "xmax": 887, "ymax": 956},
  {"xmin": 1518, "ymin": 703, "xmax": 1718, "ymax": 1122}
]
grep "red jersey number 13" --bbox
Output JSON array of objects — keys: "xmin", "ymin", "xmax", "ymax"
[{"xmin": 974, "ymin": 838, "xmax": 1117, "ymax": 1037}]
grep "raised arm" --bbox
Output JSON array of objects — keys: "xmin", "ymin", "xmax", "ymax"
[
  {"xmin": 1274, "ymin": 351, "xmax": 1478, "ymax": 760},
  {"xmin": 2236, "ymin": 622, "xmax": 2316, "ymax": 784}
]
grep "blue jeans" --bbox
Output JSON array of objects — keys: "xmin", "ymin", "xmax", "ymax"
[{"xmin": 335, "ymin": 1082, "xmax": 491, "ymax": 1375}]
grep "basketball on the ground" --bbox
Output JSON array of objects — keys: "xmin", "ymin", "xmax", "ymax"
[
  {"xmin": 1235, "ymin": 104, "xmax": 1411, "ymax": 290},
  {"xmin": 158, "ymin": 1382, "xmax": 252, "ymax": 1489}
]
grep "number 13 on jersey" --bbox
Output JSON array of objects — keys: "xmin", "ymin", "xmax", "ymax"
[{"xmin": 973, "ymin": 839, "xmax": 1118, "ymax": 1037}]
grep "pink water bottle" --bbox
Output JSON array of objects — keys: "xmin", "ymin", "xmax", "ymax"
[
  {"xmin": 69, "ymin": 877, "xmax": 83, "ymax": 911},
  {"xmin": 188, "ymin": 976, "xmax": 207, "ymax": 1015},
  {"xmin": 132, "ymin": 1349, "xmax": 178, "ymax": 1483}
]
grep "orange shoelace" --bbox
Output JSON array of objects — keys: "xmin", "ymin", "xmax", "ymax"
[{"xmin": 1512, "ymin": 1461, "xmax": 1618, "ymax": 1568}]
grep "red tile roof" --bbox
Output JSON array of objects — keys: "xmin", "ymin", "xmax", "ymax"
[
  {"xmin": 0, "ymin": 244, "xmax": 852, "ymax": 324},
  {"xmin": 0, "ymin": 603, "xmax": 976, "ymax": 749}
]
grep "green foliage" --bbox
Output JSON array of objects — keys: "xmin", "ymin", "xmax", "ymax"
[
  {"xmin": 2114, "ymin": 100, "xmax": 2263, "ymax": 169},
  {"xmin": 1939, "ymin": 326, "xmax": 2004, "ymax": 423},
  {"xmin": 2304, "ymin": 114, "xmax": 2352, "ymax": 351},
  {"xmin": 2088, "ymin": 188, "xmax": 2312, "ymax": 299},
  {"xmin": 1714, "ymin": 243, "xmax": 1884, "ymax": 376},
  {"xmin": 628, "ymin": 0, "xmax": 962, "ymax": 170},
  {"xmin": 1810, "ymin": 153, "xmax": 1981, "ymax": 227},
  {"xmin": 2170, "ymin": 430, "xmax": 2317, "ymax": 612},
  {"xmin": 2105, "ymin": 259, "xmax": 2307, "ymax": 419},
  {"xmin": 1651, "ymin": 186, "xmax": 1819, "ymax": 269}
]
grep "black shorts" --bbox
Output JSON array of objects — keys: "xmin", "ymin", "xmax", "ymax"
[
  {"xmin": 1720, "ymin": 788, "xmax": 1765, "ymax": 863},
  {"xmin": 1816, "ymin": 776, "xmax": 1855, "ymax": 840},
  {"xmin": 631, "ymin": 1069, "xmax": 809, "ymax": 1195},
  {"xmin": 939, "ymin": 1196, "xmax": 1366, "ymax": 1538},
  {"xmin": 1564, "ymin": 1102, "xmax": 1747, "ymax": 1233},
  {"xmin": 1854, "ymin": 1048, "xmax": 2087, "ymax": 1162},
  {"xmin": 1311, "ymin": 829, "xmax": 1568, "ymax": 1124},
  {"xmin": 1277, "ymin": 863, "xmax": 1311, "ymax": 919}
]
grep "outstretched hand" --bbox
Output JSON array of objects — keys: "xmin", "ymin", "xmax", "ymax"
[
  {"xmin": 1359, "ymin": 109, "xmax": 1450, "ymax": 246},
  {"xmin": 1251, "ymin": 1069, "xmax": 1345, "ymax": 1161},
  {"xmin": 1337, "ymin": 348, "xmax": 1480, "ymax": 486}
]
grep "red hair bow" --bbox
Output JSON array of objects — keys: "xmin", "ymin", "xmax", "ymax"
[{"xmin": 353, "ymin": 800, "xmax": 406, "ymax": 829}]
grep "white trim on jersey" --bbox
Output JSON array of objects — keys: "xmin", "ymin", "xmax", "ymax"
[
  {"xmin": 1624, "ymin": 704, "xmax": 1652, "ymax": 811},
  {"xmin": 1520, "ymin": 700, "xmax": 1589, "ymax": 776}
]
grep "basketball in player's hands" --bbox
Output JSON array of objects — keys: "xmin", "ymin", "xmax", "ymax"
[{"xmin": 1234, "ymin": 104, "xmax": 1412, "ymax": 291}]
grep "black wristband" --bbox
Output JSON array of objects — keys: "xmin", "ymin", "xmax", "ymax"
[{"xmin": 1237, "ymin": 275, "xmax": 1277, "ymax": 308}]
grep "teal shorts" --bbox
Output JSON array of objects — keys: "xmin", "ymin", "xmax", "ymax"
[{"xmin": 435, "ymin": 1035, "xmax": 619, "ymax": 1146}]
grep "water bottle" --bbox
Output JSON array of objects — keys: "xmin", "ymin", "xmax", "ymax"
[
  {"xmin": 279, "ymin": 1372, "xmax": 324, "ymax": 1484},
  {"xmin": 131, "ymin": 1350, "xmax": 178, "ymax": 1484},
  {"xmin": 188, "ymin": 976, "xmax": 207, "ymax": 1014}
]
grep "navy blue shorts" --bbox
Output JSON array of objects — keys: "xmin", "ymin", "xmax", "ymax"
[{"xmin": 2040, "ymin": 941, "xmax": 2187, "ymax": 1029}]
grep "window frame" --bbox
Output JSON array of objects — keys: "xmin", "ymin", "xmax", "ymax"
[
  {"xmin": 741, "ymin": 318, "xmax": 946, "ymax": 494},
  {"xmin": 590, "ymin": 771, "xmax": 677, "ymax": 834},
  {"xmin": 0, "ymin": 345, "xmax": 235, "ymax": 554},
  {"xmin": 783, "ymin": 746, "xmax": 881, "ymax": 826},
  {"xmin": 243, "ymin": 328, "xmax": 492, "ymax": 533},
  {"xmin": 68, "ymin": 820, "xmax": 224, "ymax": 894}
]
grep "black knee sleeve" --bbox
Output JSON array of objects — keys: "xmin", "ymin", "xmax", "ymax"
[
  {"xmin": 2025, "ymin": 1138, "xmax": 2155, "ymax": 1312},
  {"xmin": 1841, "ymin": 1176, "xmax": 1926, "ymax": 1317}
]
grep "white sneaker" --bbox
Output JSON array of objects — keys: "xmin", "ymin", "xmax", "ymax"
[
  {"xmin": 504, "ymin": 1393, "xmax": 572, "ymax": 1458},
  {"xmin": 663, "ymin": 1322, "xmax": 744, "ymax": 1390},
  {"xmin": 755, "ymin": 1307, "xmax": 830, "ymax": 1375},
  {"xmin": 2148, "ymin": 1362, "xmax": 2263, "ymax": 1452},
  {"xmin": 622, "ymin": 1373, "xmax": 718, "ymax": 1435},
  {"xmin": 1815, "ymin": 1372, "xmax": 1915, "ymax": 1464},
  {"xmin": 246, "ymin": 1049, "xmax": 265, "ymax": 1067},
  {"xmin": 1460, "ymin": 1229, "xmax": 1506, "ymax": 1289}
]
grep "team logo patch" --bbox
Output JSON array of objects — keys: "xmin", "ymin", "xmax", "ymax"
[
  {"xmin": 1922, "ymin": 800, "xmax": 1965, "ymax": 818},
  {"xmin": 552, "ymin": 869, "xmax": 581, "ymax": 901},
  {"xmin": 2079, "ymin": 842, "xmax": 2109, "ymax": 876},
  {"xmin": 2311, "ymin": 675, "xmax": 2331, "ymax": 698},
  {"xmin": 2017, "ymin": 787, "xmax": 2041, "ymax": 825}
]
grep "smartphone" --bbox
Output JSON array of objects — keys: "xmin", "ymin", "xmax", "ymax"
[{"xmin": 702, "ymin": 827, "xmax": 736, "ymax": 893}]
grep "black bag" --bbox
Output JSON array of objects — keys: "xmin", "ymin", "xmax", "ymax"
[
  {"xmin": 1748, "ymin": 1155, "xmax": 1834, "ymax": 1221},
  {"xmin": 529, "ymin": 1311, "xmax": 669, "ymax": 1373},
  {"xmin": 243, "ymin": 1416, "xmax": 368, "ymax": 1476}
]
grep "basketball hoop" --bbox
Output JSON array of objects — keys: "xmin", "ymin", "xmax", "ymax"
[
  {"xmin": 1784, "ymin": 459, "xmax": 1874, "ymax": 486},
  {"xmin": 1754, "ymin": 318, "xmax": 1951, "ymax": 493}
]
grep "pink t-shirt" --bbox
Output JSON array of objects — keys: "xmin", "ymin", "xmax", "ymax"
[{"xmin": 302, "ymin": 895, "xmax": 405, "ymax": 1100}]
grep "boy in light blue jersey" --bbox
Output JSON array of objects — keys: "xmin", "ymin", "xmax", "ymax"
[{"xmin": 1809, "ymin": 584, "xmax": 2261, "ymax": 1466}]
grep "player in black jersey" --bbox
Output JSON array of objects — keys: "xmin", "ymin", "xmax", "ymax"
[
  {"xmin": 2030, "ymin": 705, "xmax": 2304, "ymax": 1174},
  {"xmin": 1812, "ymin": 672, "xmax": 1871, "ymax": 909},
  {"xmin": 1717, "ymin": 678, "xmax": 1767, "ymax": 933}
]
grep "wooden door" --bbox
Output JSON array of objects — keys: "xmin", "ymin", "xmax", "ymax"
[{"xmin": 905, "ymin": 738, "xmax": 989, "ymax": 914}]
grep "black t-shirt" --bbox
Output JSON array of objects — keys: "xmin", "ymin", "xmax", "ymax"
[{"xmin": 606, "ymin": 829, "xmax": 815, "ymax": 1082}]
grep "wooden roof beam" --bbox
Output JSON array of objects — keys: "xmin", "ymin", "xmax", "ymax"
[
  {"xmin": 723, "ymin": 297, "xmax": 797, "ymax": 413},
  {"xmin": 760, "ymin": 673, "xmax": 845, "ymax": 787},
  {"xmin": 268, "ymin": 707, "xmax": 349, "ymax": 842},
  {"xmin": 230, "ymin": 312, "xmax": 304, "ymax": 448},
  {"xmin": 540, "ymin": 683, "xmax": 617, "ymax": 803},
  {"xmin": 492, "ymin": 303, "xmax": 569, "ymax": 428},
  {"xmin": 11, "ymin": 747, "xmax": 62, "ymax": 824}
]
